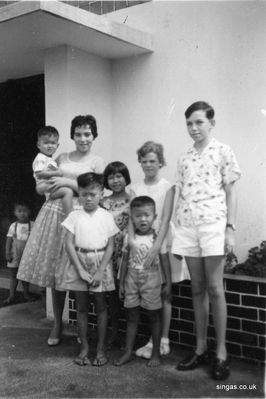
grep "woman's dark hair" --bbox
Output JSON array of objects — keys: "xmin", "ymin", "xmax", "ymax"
[
  {"xmin": 185, "ymin": 101, "xmax": 215, "ymax": 120},
  {"xmin": 77, "ymin": 172, "xmax": 103, "ymax": 189},
  {"xmin": 136, "ymin": 141, "xmax": 166, "ymax": 167},
  {"xmin": 37, "ymin": 126, "xmax": 59, "ymax": 139},
  {"xmin": 130, "ymin": 195, "xmax": 156, "ymax": 212},
  {"xmin": 103, "ymin": 161, "xmax": 131, "ymax": 190},
  {"xmin": 70, "ymin": 115, "xmax": 98, "ymax": 140}
]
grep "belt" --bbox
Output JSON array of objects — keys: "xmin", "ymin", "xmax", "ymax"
[{"xmin": 75, "ymin": 246, "xmax": 106, "ymax": 254}]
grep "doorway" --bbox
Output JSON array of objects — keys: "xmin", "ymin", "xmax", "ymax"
[{"xmin": 0, "ymin": 74, "xmax": 45, "ymax": 268}]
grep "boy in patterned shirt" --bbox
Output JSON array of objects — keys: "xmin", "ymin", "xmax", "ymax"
[{"xmin": 172, "ymin": 101, "xmax": 241, "ymax": 380}]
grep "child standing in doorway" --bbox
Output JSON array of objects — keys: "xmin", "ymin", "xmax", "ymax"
[
  {"xmin": 32, "ymin": 126, "xmax": 73, "ymax": 214},
  {"xmin": 101, "ymin": 161, "xmax": 131, "ymax": 348},
  {"xmin": 4, "ymin": 201, "xmax": 34, "ymax": 304},
  {"xmin": 62, "ymin": 172, "xmax": 119, "ymax": 366},
  {"xmin": 131, "ymin": 141, "xmax": 174, "ymax": 359},
  {"xmin": 172, "ymin": 101, "xmax": 241, "ymax": 380},
  {"xmin": 115, "ymin": 196, "xmax": 166, "ymax": 367}
]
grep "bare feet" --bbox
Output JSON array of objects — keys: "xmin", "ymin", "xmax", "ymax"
[
  {"xmin": 92, "ymin": 351, "xmax": 108, "ymax": 367},
  {"xmin": 114, "ymin": 352, "xmax": 133, "ymax": 366},
  {"xmin": 74, "ymin": 347, "xmax": 90, "ymax": 366},
  {"xmin": 47, "ymin": 324, "xmax": 62, "ymax": 346},
  {"xmin": 147, "ymin": 355, "xmax": 161, "ymax": 367}
]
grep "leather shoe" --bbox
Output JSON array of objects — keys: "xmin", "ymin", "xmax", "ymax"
[
  {"xmin": 211, "ymin": 357, "xmax": 230, "ymax": 380},
  {"xmin": 177, "ymin": 350, "xmax": 209, "ymax": 371}
]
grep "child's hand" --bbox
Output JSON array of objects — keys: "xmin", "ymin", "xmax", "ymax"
[
  {"xmin": 91, "ymin": 269, "xmax": 103, "ymax": 288},
  {"xmin": 6, "ymin": 253, "xmax": 13, "ymax": 263},
  {"xmin": 143, "ymin": 245, "xmax": 160, "ymax": 268},
  {"xmin": 161, "ymin": 282, "xmax": 172, "ymax": 303},
  {"xmin": 119, "ymin": 284, "xmax": 125, "ymax": 300}
]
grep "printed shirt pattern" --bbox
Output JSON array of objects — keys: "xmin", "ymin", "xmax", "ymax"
[
  {"xmin": 124, "ymin": 232, "xmax": 160, "ymax": 270},
  {"xmin": 175, "ymin": 138, "xmax": 241, "ymax": 226}
]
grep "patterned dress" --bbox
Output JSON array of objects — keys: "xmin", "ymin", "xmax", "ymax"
[
  {"xmin": 17, "ymin": 152, "xmax": 104, "ymax": 289},
  {"xmin": 101, "ymin": 196, "xmax": 130, "ymax": 280}
]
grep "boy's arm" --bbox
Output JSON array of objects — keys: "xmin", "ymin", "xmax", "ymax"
[
  {"xmin": 118, "ymin": 244, "xmax": 129, "ymax": 300},
  {"xmin": 65, "ymin": 230, "xmax": 93, "ymax": 283},
  {"xmin": 91, "ymin": 236, "xmax": 114, "ymax": 287},
  {"xmin": 144, "ymin": 185, "xmax": 176, "ymax": 267},
  {"xmin": 159, "ymin": 253, "xmax": 172, "ymax": 301},
  {"xmin": 224, "ymin": 182, "xmax": 237, "ymax": 253},
  {"xmin": 5, "ymin": 237, "xmax": 13, "ymax": 262},
  {"xmin": 35, "ymin": 169, "xmax": 63, "ymax": 179}
]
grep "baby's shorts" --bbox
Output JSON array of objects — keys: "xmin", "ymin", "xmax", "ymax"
[
  {"xmin": 124, "ymin": 268, "xmax": 162, "ymax": 310},
  {"xmin": 171, "ymin": 220, "xmax": 226, "ymax": 257}
]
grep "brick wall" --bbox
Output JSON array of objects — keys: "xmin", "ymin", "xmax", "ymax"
[{"xmin": 68, "ymin": 274, "xmax": 266, "ymax": 365}]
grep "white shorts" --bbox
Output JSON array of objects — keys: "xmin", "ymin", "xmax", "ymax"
[{"xmin": 171, "ymin": 220, "xmax": 226, "ymax": 257}]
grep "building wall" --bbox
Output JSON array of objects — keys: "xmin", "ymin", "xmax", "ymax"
[
  {"xmin": 68, "ymin": 275, "xmax": 266, "ymax": 364},
  {"xmin": 44, "ymin": 45, "xmax": 113, "ymax": 164},
  {"xmin": 109, "ymin": 1, "xmax": 266, "ymax": 262}
]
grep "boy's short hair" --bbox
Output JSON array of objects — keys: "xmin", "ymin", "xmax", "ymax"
[
  {"xmin": 185, "ymin": 101, "xmax": 215, "ymax": 120},
  {"xmin": 103, "ymin": 161, "xmax": 131, "ymax": 189},
  {"xmin": 70, "ymin": 115, "xmax": 98, "ymax": 140},
  {"xmin": 13, "ymin": 200, "xmax": 31, "ymax": 211},
  {"xmin": 137, "ymin": 141, "xmax": 166, "ymax": 167},
  {"xmin": 77, "ymin": 172, "xmax": 104, "ymax": 189},
  {"xmin": 37, "ymin": 126, "xmax": 59, "ymax": 140},
  {"xmin": 130, "ymin": 196, "xmax": 156, "ymax": 212}
]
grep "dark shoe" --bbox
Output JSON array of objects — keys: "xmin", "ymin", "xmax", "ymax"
[
  {"xmin": 177, "ymin": 350, "xmax": 209, "ymax": 371},
  {"xmin": 211, "ymin": 357, "xmax": 230, "ymax": 380}
]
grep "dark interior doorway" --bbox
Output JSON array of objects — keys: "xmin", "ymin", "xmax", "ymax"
[{"xmin": 0, "ymin": 74, "xmax": 45, "ymax": 268}]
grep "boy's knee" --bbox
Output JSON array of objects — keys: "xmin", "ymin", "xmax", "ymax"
[
  {"xmin": 147, "ymin": 309, "xmax": 161, "ymax": 323},
  {"xmin": 126, "ymin": 306, "xmax": 140, "ymax": 323}
]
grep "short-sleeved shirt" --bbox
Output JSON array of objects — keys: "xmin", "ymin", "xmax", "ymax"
[
  {"xmin": 62, "ymin": 207, "xmax": 119, "ymax": 249},
  {"xmin": 7, "ymin": 221, "xmax": 34, "ymax": 240},
  {"xmin": 32, "ymin": 153, "xmax": 58, "ymax": 185},
  {"xmin": 175, "ymin": 138, "xmax": 241, "ymax": 226}
]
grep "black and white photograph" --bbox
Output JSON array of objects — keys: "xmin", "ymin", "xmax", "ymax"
[{"xmin": 0, "ymin": 0, "xmax": 265, "ymax": 398}]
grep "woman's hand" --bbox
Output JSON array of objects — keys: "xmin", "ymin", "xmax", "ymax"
[{"xmin": 48, "ymin": 177, "xmax": 71, "ymax": 192}]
